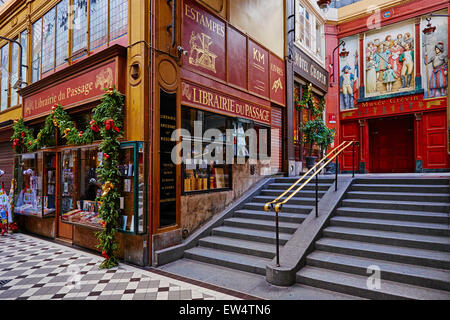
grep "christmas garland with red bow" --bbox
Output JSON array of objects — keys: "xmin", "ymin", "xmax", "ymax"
[{"xmin": 11, "ymin": 87, "xmax": 124, "ymax": 269}]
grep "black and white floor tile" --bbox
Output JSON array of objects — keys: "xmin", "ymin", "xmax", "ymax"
[{"xmin": 0, "ymin": 233, "xmax": 241, "ymax": 300}]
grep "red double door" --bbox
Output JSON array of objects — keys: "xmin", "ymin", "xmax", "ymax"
[{"xmin": 369, "ymin": 116, "xmax": 415, "ymax": 173}]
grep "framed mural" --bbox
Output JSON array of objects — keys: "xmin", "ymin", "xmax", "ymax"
[
  {"xmin": 339, "ymin": 35, "xmax": 359, "ymax": 111},
  {"xmin": 421, "ymin": 11, "xmax": 448, "ymax": 100},
  {"xmin": 364, "ymin": 21, "xmax": 416, "ymax": 98}
]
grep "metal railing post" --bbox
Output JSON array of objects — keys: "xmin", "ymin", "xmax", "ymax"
[
  {"xmin": 352, "ymin": 141, "xmax": 355, "ymax": 178},
  {"xmin": 315, "ymin": 168, "xmax": 318, "ymax": 218},
  {"xmin": 275, "ymin": 209, "xmax": 280, "ymax": 267},
  {"xmin": 335, "ymin": 152, "xmax": 338, "ymax": 191}
]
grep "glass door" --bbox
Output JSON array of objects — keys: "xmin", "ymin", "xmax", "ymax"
[{"xmin": 58, "ymin": 150, "xmax": 76, "ymax": 240}]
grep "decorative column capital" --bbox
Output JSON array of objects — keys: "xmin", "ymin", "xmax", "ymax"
[{"xmin": 358, "ymin": 119, "xmax": 366, "ymax": 127}]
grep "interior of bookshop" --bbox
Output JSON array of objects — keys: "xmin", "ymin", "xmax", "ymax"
[{"xmin": 13, "ymin": 142, "xmax": 145, "ymax": 234}]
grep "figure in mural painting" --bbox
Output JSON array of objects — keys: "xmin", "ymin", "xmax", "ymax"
[
  {"xmin": 389, "ymin": 40, "xmax": 404, "ymax": 77},
  {"xmin": 340, "ymin": 65, "xmax": 354, "ymax": 109},
  {"xmin": 401, "ymin": 32, "xmax": 413, "ymax": 50},
  {"xmin": 374, "ymin": 43, "xmax": 390, "ymax": 81},
  {"xmin": 366, "ymin": 55, "xmax": 377, "ymax": 93},
  {"xmin": 424, "ymin": 42, "xmax": 448, "ymax": 98},
  {"xmin": 383, "ymin": 64, "xmax": 397, "ymax": 92},
  {"xmin": 399, "ymin": 42, "xmax": 414, "ymax": 88}
]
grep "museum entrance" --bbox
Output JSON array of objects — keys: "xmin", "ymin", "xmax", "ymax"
[{"xmin": 369, "ymin": 115, "xmax": 415, "ymax": 173}]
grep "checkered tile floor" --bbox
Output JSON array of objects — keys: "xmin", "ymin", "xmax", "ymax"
[{"xmin": 0, "ymin": 233, "xmax": 241, "ymax": 300}]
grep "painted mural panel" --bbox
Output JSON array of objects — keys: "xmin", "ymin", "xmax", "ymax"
[
  {"xmin": 364, "ymin": 21, "xmax": 416, "ymax": 98},
  {"xmin": 339, "ymin": 35, "xmax": 359, "ymax": 110},
  {"xmin": 421, "ymin": 13, "xmax": 448, "ymax": 99}
]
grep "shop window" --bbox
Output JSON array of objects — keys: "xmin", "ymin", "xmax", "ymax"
[
  {"xmin": 0, "ymin": 44, "xmax": 9, "ymax": 111},
  {"xmin": 42, "ymin": 9, "xmax": 56, "ymax": 74},
  {"xmin": 90, "ymin": 0, "xmax": 108, "ymax": 50},
  {"xmin": 110, "ymin": 0, "xmax": 128, "ymax": 41},
  {"xmin": 72, "ymin": 0, "xmax": 88, "ymax": 58},
  {"xmin": 181, "ymin": 107, "xmax": 232, "ymax": 194},
  {"xmin": 31, "ymin": 18, "xmax": 42, "ymax": 83},
  {"xmin": 55, "ymin": 0, "xmax": 69, "ymax": 67},
  {"xmin": 42, "ymin": 143, "xmax": 145, "ymax": 233},
  {"xmin": 14, "ymin": 153, "xmax": 56, "ymax": 218}
]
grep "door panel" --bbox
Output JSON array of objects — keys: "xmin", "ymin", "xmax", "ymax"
[{"xmin": 370, "ymin": 116, "xmax": 414, "ymax": 173}]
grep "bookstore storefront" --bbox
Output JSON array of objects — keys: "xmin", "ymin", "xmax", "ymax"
[
  {"xmin": 153, "ymin": 0, "xmax": 286, "ymax": 250},
  {"xmin": 14, "ymin": 46, "xmax": 148, "ymax": 266}
]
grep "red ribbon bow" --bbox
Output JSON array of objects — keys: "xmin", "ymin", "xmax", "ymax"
[{"xmin": 104, "ymin": 119, "xmax": 120, "ymax": 132}]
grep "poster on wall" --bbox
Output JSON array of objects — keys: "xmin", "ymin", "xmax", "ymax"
[
  {"xmin": 339, "ymin": 35, "xmax": 359, "ymax": 110},
  {"xmin": 364, "ymin": 21, "xmax": 416, "ymax": 98},
  {"xmin": 421, "ymin": 12, "xmax": 448, "ymax": 100}
]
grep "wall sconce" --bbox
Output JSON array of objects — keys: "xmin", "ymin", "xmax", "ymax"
[
  {"xmin": 422, "ymin": 17, "xmax": 436, "ymax": 35},
  {"xmin": 329, "ymin": 40, "xmax": 345, "ymax": 85}
]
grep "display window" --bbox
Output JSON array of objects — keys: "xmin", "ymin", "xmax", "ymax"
[
  {"xmin": 14, "ymin": 152, "xmax": 56, "ymax": 218},
  {"xmin": 14, "ymin": 142, "xmax": 145, "ymax": 234},
  {"xmin": 181, "ymin": 107, "xmax": 271, "ymax": 194}
]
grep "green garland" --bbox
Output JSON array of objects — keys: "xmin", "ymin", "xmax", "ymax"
[
  {"xmin": 295, "ymin": 83, "xmax": 334, "ymax": 157},
  {"xmin": 11, "ymin": 87, "xmax": 124, "ymax": 269}
]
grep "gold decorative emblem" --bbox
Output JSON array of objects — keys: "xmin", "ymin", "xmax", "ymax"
[
  {"xmin": 272, "ymin": 78, "xmax": 283, "ymax": 93},
  {"xmin": 188, "ymin": 32, "xmax": 217, "ymax": 73},
  {"xmin": 95, "ymin": 67, "xmax": 114, "ymax": 90}
]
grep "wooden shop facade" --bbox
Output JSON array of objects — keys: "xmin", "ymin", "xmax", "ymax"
[
  {"xmin": 152, "ymin": 0, "xmax": 286, "ymax": 255},
  {"xmin": 1, "ymin": 0, "xmax": 151, "ymax": 266},
  {"xmin": 334, "ymin": 0, "xmax": 449, "ymax": 173}
]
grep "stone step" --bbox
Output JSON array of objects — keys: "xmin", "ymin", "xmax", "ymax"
[
  {"xmin": 354, "ymin": 178, "xmax": 450, "ymax": 185},
  {"xmin": 267, "ymin": 183, "xmax": 331, "ymax": 191},
  {"xmin": 306, "ymin": 251, "xmax": 450, "ymax": 291},
  {"xmin": 260, "ymin": 189, "xmax": 326, "ymax": 198},
  {"xmin": 223, "ymin": 217, "xmax": 301, "ymax": 234},
  {"xmin": 198, "ymin": 236, "xmax": 276, "ymax": 259},
  {"xmin": 335, "ymin": 207, "xmax": 450, "ymax": 224},
  {"xmin": 323, "ymin": 226, "xmax": 450, "ymax": 252},
  {"xmin": 252, "ymin": 195, "xmax": 320, "ymax": 206},
  {"xmin": 244, "ymin": 202, "xmax": 313, "ymax": 214},
  {"xmin": 234, "ymin": 209, "xmax": 307, "ymax": 224},
  {"xmin": 296, "ymin": 266, "xmax": 450, "ymax": 300},
  {"xmin": 274, "ymin": 177, "xmax": 335, "ymax": 184},
  {"xmin": 212, "ymin": 225, "xmax": 291, "ymax": 245},
  {"xmin": 330, "ymin": 216, "xmax": 450, "ymax": 237},
  {"xmin": 184, "ymin": 246, "xmax": 271, "ymax": 275},
  {"xmin": 341, "ymin": 198, "xmax": 450, "ymax": 213},
  {"xmin": 315, "ymin": 238, "xmax": 450, "ymax": 270},
  {"xmin": 346, "ymin": 191, "xmax": 450, "ymax": 203},
  {"xmin": 350, "ymin": 184, "xmax": 450, "ymax": 193}
]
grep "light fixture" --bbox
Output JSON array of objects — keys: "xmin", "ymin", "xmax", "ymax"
[
  {"xmin": 339, "ymin": 45, "xmax": 349, "ymax": 58},
  {"xmin": 317, "ymin": 0, "xmax": 332, "ymax": 10},
  {"xmin": 422, "ymin": 17, "xmax": 436, "ymax": 35}
]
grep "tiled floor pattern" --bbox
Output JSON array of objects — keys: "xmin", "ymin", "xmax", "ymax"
[{"xmin": 0, "ymin": 233, "xmax": 242, "ymax": 300}]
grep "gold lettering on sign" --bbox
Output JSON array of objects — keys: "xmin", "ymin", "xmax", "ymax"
[
  {"xmin": 253, "ymin": 48, "xmax": 265, "ymax": 65},
  {"xmin": 189, "ymin": 32, "xmax": 217, "ymax": 73},
  {"xmin": 184, "ymin": 4, "xmax": 225, "ymax": 37}
]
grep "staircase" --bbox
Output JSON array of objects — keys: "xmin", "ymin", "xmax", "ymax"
[
  {"xmin": 184, "ymin": 176, "xmax": 335, "ymax": 276},
  {"xmin": 297, "ymin": 177, "xmax": 450, "ymax": 299}
]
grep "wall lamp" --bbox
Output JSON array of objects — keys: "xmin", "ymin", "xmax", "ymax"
[{"xmin": 329, "ymin": 40, "xmax": 345, "ymax": 86}]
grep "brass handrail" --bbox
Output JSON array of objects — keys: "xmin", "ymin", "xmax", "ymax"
[
  {"xmin": 273, "ymin": 140, "xmax": 354, "ymax": 213},
  {"xmin": 263, "ymin": 140, "xmax": 349, "ymax": 212}
]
